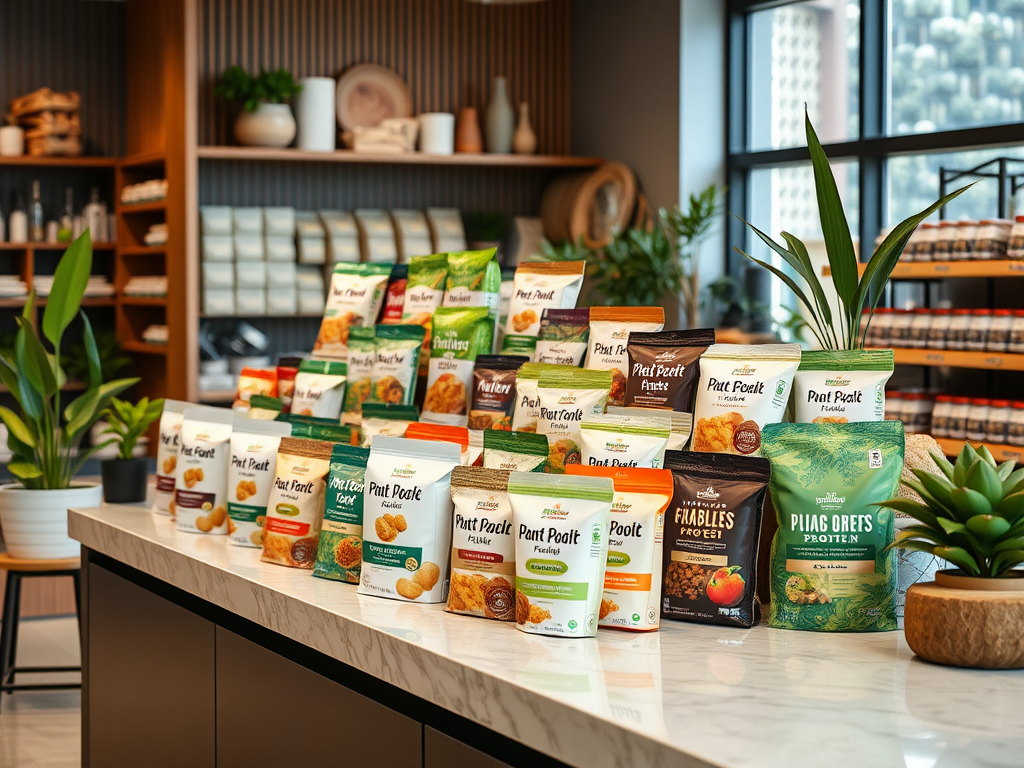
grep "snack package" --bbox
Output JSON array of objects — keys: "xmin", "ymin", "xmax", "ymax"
[
  {"xmin": 276, "ymin": 360, "xmax": 300, "ymax": 411},
  {"xmin": 446, "ymin": 467, "xmax": 516, "ymax": 621},
  {"xmin": 368, "ymin": 324, "xmax": 424, "ymax": 407},
  {"xmin": 483, "ymin": 430, "xmax": 549, "ymax": 472},
  {"xmin": 175, "ymin": 406, "xmax": 234, "ymax": 534},
  {"xmin": 536, "ymin": 368, "xmax": 613, "ymax": 472},
  {"xmin": 401, "ymin": 253, "xmax": 448, "ymax": 372},
  {"xmin": 155, "ymin": 399, "xmax": 189, "ymax": 515},
  {"xmin": 496, "ymin": 267, "xmax": 515, "ymax": 354},
  {"xmin": 536, "ymin": 308, "xmax": 590, "ymax": 367},
  {"xmin": 232, "ymin": 367, "xmax": 278, "ymax": 411},
  {"xmin": 443, "ymin": 248, "xmax": 500, "ymax": 309},
  {"xmin": 793, "ymin": 349, "xmax": 894, "ymax": 424},
  {"xmin": 469, "ymin": 355, "xmax": 529, "ymax": 431},
  {"xmin": 510, "ymin": 362, "xmax": 575, "ymax": 433},
  {"xmin": 279, "ymin": 413, "xmax": 358, "ymax": 445},
  {"xmin": 360, "ymin": 403, "xmax": 419, "ymax": 447},
  {"xmin": 623, "ymin": 329, "xmax": 716, "ymax": 415},
  {"xmin": 290, "ymin": 359, "xmax": 348, "ymax": 420},
  {"xmin": 227, "ymin": 416, "xmax": 292, "ymax": 548},
  {"xmin": 661, "ymin": 450, "xmax": 770, "ymax": 628},
  {"xmin": 509, "ymin": 472, "xmax": 614, "ymax": 637},
  {"xmin": 502, "ymin": 261, "xmax": 586, "ymax": 356},
  {"xmin": 566, "ymin": 466, "xmax": 673, "ymax": 631},
  {"xmin": 358, "ymin": 436, "xmax": 461, "ymax": 603},
  {"xmin": 579, "ymin": 413, "xmax": 672, "ymax": 469},
  {"xmin": 313, "ymin": 444, "xmax": 371, "ymax": 584},
  {"xmin": 379, "ymin": 263, "xmax": 408, "ymax": 324},
  {"xmin": 691, "ymin": 343, "xmax": 802, "ymax": 455},
  {"xmin": 761, "ymin": 421, "xmax": 904, "ymax": 632},
  {"xmin": 314, "ymin": 262, "xmax": 391, "ymax": 359},
  {"xmin": 405, "ymin": 422, "xmax": 470, "ymax": 464},
  {"xmin": 423, "ymin": 306, "xmax": 493, "ymax": 426},
  {"xmin": 341, "ymin": 327, "xmax": 376, "ymax": 425},
  {"xmin": 607, "ymin": 406, "xmax": 693, "ymax": 451},
  {"xmin": 261, "ymin": 437, "xmax": 334, "ymax": 569},
  {"xmin": 467, "ymin": 429, "xmax": 484, "ymax": 466},
  {"xmin": 247, "ymin": 395, "xmax": 284, "ymax": 420},
  {"xmin": 585, "ymin": 307, "xmax": 665, "ymax": 405}
]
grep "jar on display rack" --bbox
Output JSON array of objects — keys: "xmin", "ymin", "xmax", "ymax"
[
  {"xmin": 931, "ymin": 394, "xmax": 953, "ymax": 438},
  {"xmin": 965, "ymin": 309, "xmax": 993, "ymax": 351},
  {"xmin": 932, "ymin": 221, "xmax": 956, "ymax": 261},
  {"xmin": 975, "ymin": 219, "xmax": 1012, "ymax": 260},
  {"xmin": 901, "ymin": 392, "xmax": 934, "ymax": 435},
  {"xmin": 1008, "ymin": 402, "xmax": 1024, "ymax": 447},
  {"xmin": 988, "ymin": 309, "xmax": 1013, "ymax": 352},
  {"xmin": 986, "ymin": 399, "xmax": 1012, "ymax": 445},
  {"xmin": 966, "ymin": 398, "xmax": 992, "ymax": 442},
  {"xmin": 1009, "ymin": 309, "xmax": 1024, "ymax": 354},
  {"xmin": 947, "ymin": 308, "xmax": 973, "ymax": 350},
  {"xmin": 915, "ymin": 222, "xmax": 936, "ymax": 262},
  {"xmin": 884, "ymin": 391, "xmax": 904, "ymax": 422},
  {"xmin": 1008, "ymin": 215, "xmax": 1024, "ymax": 260},
  {"xmin": 952, "ymin": 220, "xmax": 978, "ymax": 260},
  {"xmin": 948, "ymin": 396, "xmax": 972, "ymax": 440},
  {"xmin": 928, "ymin": 308, "xmax": 951, "ymax": 350},
  {"xmin": 869, "ymin": 307, "xmax": 893, "ymax": 347},
  {"xmin": 908, "ymin": 308, "xmax": 932, "ymax": 349},
  {"xmin": 889, "ymin": 309, "xmax": 914, "ymax": 347}
]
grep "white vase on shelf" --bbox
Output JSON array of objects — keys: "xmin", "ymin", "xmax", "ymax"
[
  {"xmin": 485, "ymin": 76, "xmax": 514, "ymax": 154},
  {"xmin": 234, "ymin": 102, "xmax": 296, "ymax": 148},
  {"xmin": 295, "ymin": 77, "xmax": 336, "ymax": 152}
]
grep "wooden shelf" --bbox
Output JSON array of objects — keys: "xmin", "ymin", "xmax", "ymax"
[
  {"xmin": 824, "ymin": 261, "xmax": 1024, "ymax": 279},
  {"xmin": 888, "ymin": 347, "xmax": 1024, "ymax": 371},
  {"xmin": 121, "ymin": 340, "xmax": 167, "ymax": 355},
  {"xmin": 119, "ymin": 151, "xmax": 165, "ymax": 169},
  {"xmin": 0, "ymin": 242, "xmax": 115, "ymax": 252},
  {"xmin": 196, "ymin": 145, "xmax": 604, "ymax": 168},
  {"xmin": 0, "ymin": 156, "xmax": 117, "ymax": 168},
  {"xmin": 199, "ymin": 313, "xmax": 323, "ymax": 320},
  {"xmin": 119, "ymin": 245, "xmax": 166, "ymax": 256},
  {"xmin": 934, "ymin": 437, "xmax": 1024, "ymax": 463},
  {"xmin": 117, "ymin": 200, "xmax": 166, "ymax": 214},
  {"xmin": 198, "ymin": 389, "xmax": 236, "ymax": 404},
  {"xmin": 120, "ymin": 296, "xmax": 167, "ymax": 306},
  {"xmin": 0, "ymin": 297, "xmax": 116, "ymax": 308}
]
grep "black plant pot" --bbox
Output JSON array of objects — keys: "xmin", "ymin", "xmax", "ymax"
[{"xmin": 101, "ymin": 457, "xmax": 150, "ymax": 504}]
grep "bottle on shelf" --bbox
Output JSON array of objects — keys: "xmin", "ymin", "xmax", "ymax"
[
  {"xmin": 83, "ymin": 187, "xmax": 107, "ymax": 242},
  {"xmin": 9, "ymin": 193, "xmax": 27, "ymax": 244},
  {"xmin": 58, "ymin": 188, "xmax": 74, "ymax": 243},
  {"xmin": 29, "ymin": 180, "xmax": 44, "ymax": 242}
]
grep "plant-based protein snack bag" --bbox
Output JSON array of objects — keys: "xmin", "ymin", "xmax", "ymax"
[
  {"xmin": 443, "ymin": 248, "xmax": 500, "ymax": 319},
  {"xmin": 227, "ymin": 416, "xmax": 292, "ymax": 548},
  {"xmin": 358, "ymin": 436, "xmax": 461, "ymax": 603},
  {"xmin": 368, "ymin": 324, "xmax": 424, "ymax": 408},
  {"xmin": 760, "ymin": 421, "xmax": 904, "ymax": 633},
  {"xmin": 580, "ymin": 413, "xmax": 672, "ymax": 469},
  {"xmin": 483, "ymin": 430, "xmax": 549, "ymax": 472},
  {"xmin": 502, "ymin": 260, "xmax": 586, "ymax": 356},
  {"xmin": 423, "ymin": 307, "xmax": 494, "ymax": 426},
  {"xmin": 175, "ymin": 407, "xmax": 234, "ymax": 534},
  {"xmin": 509, "ymin": 472, "xmax": 614, "ymax": 637},
  {"xmin": 691, "ymin": 343, "xmax": 801, "ymax": 455},
  {"xmin": 359, "ymin": 403, "xmax": 419, "ymax": 447},
  {"xmin": 585, "ymin": 307, "xmax": 666, "ymax": 406},
  {"xmin": 566, "ymin": 466, "xmax": 673, "ymax": 632},
  {"xmin": 607, "ymin": 406, "xmax": 693, "ymax": 451},
  {"xmin": 446, "ymin": 466, "xmax": 517, "ymax": 620},
  {"xmin": 233, "ymin": 367, "xmax": 278, "ymax": 411},
  {"xmin": 313, "ymin": 444, "xmax": 371, "ymax": 584},
  {"xmin": 537, "ymin": 368, "xmax": 613, "ymax": 473},
  {"xmin": 469, "ymin": 355, "xmax": 529, "ymax": 430},
  {"xmin": 290, "ymin": 359, "xmax": 348, "ymax": 420},
  {"xmin": 623, "ymin": 328, "xmax": 716, "ymax": 414},
  {"xmin": 341, "ymin": 327, "xmax": 376, "ymax": 425},
  {"xmin": 661, "ymin": 450, "xmax": 770, "ymax": 628},
  {"xmin": 793, "ymin": 349, "xmax": 895, "ymax": 424},
  {"xmin": 155, "ymin": 399, "xmax": 189, "ymax": 515},
  {"xmin": 402, "ymin": 253, "xmax": 449, "ymax": 372},
  {"xmin": 510, "ymin": 362, "xmax": 574, "ymax": 433},
  {"xmin": 314, "ymin": 262, "xmax": 391, "ymax": 359},
  {"xmin": 496, "ymin": 267, "xmax": 515, "ymax": 353},
  {"xmin": 261, "ymin": 438, "xmax": 335, "ymax": 569},
  {"xmin": 279, "ymin": 414, "xmax": 358, "ymax": 445},
  {"xmin": 405, "ymin": 422, "xmax": 470, "ymax": 464},
  {"xmin": 379, "ymin": 263, "xmax": 408, "ymax": 324},
  {"xmin": 247, "ymin": 395, "xmax": 284, "ymax": 421},
  {"xmin": 536, "ymin": 308, "xmax": 590, "ymax": 367}
]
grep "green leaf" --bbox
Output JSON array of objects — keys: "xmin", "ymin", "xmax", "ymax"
[
  {"xmin": 977, "ymin": 444, "xmax": 998, "ymax": 467},
  {"xmin": 950, "ymin": 487, "xmax": 994, "ymax": 518},
  {"xmin": 15, "ymin": 317, "xmax": 58, "ymax": 396},
  {"xmin": 929, "ymin": 451, "xmax": 956, "ymax": 482},
  {"xmin": 1002, "ymin": 467, "xmax": 1024, "ymax": 497},
  {"xmin": 0, "ymin": 358, "xmax": 21, "ymax": 403},
  {"xmin": 42, "ymin": 232, "xmax": 92, "ymax": 349},
  {"xmin": 937, "ymin": 517, "xmax": 967, "ymax": 535},
  {"xmin": 0, "ymin": 406, "xmax": 36, "ymax": 449},
  {"xmin": 933, "ymin": 546, "xmax": 981, "ymax": 576},
  {"xmin": 902, "ymin": 477, "xmax": 957, "ymax": 518},
  {"xmin": 965, "ymin": 514, "xmax": 1012, "ymax": 541},
  {"xmin": 876, "ymin": 497, "xmax": 942, "ymax": 528},
  {"xmin": 887, "ymin": 538, "xmax": 939, "ymax": 556},
  {"xmin": 997, "ymin": 460, "xmax": 1016, "ymax": 482},
  {"xmin": 953, "ymin": 443, "xmax": 977, "ymax": 487},
  {"xmin": 993, "ymin": 536, "xmax": 1024, "ymax": 553},
  {"xmin": 896, "ymin": 525, "xmax": 951, "ymax": 546},
  {"xmin": 966, "ymin": 459, "xmax": 1004, "ymax": 506},
  {"xmin": 996, "ymin": 491, "xmax": 1024, "ymax": 523},
  {"xmin": 914, "ymin": 470, "xmax": 957, "ymax": 509},
  {"xmin": 992, "ymin": 550, "xmax": 1024, "ymax": 577},
  {"xmin": 7, "ymin": 462, "xmax": 42, "ymax": 480},
  {"xmin": 79, "ymin": 311, "xmax": 103, "ymax": 390},
  {"xmin": 63, "ymin": 378, "xmax": 139, "ymax": 441}
]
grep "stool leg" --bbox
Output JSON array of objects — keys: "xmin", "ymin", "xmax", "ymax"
[
  {"xmin": 72, "ymin": 571, "xmax": 82, "ymax": 650},
  {"xmin": 7, "ymin": 574, "xmax": 21, "ymax": 688},
  {"xmin": 0, "ymin": 571, "xmax": 16, "ymax": 711}
]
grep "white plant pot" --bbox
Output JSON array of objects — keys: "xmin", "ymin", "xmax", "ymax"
[
  {"xmin": 0, "ymin": 483, "xmax": 103, "ymax": 559},
  {"xmin": 234, "ymin": 103, "xmax": 296, "ymax": 148}
]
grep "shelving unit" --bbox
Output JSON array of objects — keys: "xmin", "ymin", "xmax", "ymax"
[
  {"xmin": 885, "ymin": 348, "xmax": 1024, "ymax": 371},
  {"xmin": 196, "ymin": 145, "xmax": 602, "ymax": 168},
  {"xmin": 934, "ymin": 437, "xmax": 1024, "ymax": 462},
  {"xmin": 0, "ymin": 156, "xmax": 118, "ymax": 168},
  {"xmin": 825, "ymin": 261, "xmax": 1024, "ymax": 279},
  {"xmin": 119, "ymin": 199, "xmax": 167, "ymax": 214}
]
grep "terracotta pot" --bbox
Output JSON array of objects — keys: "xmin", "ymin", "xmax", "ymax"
[
  {"xmin": 0, "ymin": 483, "xmax": 102, "ymax": 559},
  {"xmin": 454, "ymin": 107, "xmax": 483, "ymax": 153},
  {"xmin": 234, "ymin": 102, "xmax": 296, "ymax": 148}
]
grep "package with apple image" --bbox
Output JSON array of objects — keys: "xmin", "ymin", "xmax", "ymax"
[{"xmin": 661, "ymin": 450, "xmax": 770, "ymax": 628}]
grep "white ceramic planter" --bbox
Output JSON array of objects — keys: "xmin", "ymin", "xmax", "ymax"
[
  {"xmin": 234, "ymin": 103, "xmax": 296, "ymax": 148},
  {"xmin": 0, "ymin": 483, "xmax": 102, "ymax": 559}
]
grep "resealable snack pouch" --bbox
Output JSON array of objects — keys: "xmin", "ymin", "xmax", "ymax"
[
  {"xmin": 760, "ymin": 421, "xmax": 904, "ymax": 632},
  {"xmin": 314, "ymin": 262, "xmax": 391, "ymax": 359},
  {"xmin": 290, "ymin": 359, "xmax": 348, "ymax": 420},
  {"xmin": 379, "ymin": 263, "xmax": 408, "ymax": 324},
  {"xmin": 405, "ymin": 422, "xmax": 470, "ymax": 464},
  {"xmin": 313, "ymin": 444, "xmax": 371, "ymax": 584},
  {"xmin": 423, "ymin": 306, "xmax": 494, "ymax": 426},
  {"xmin": 467, "ymin": 429, "xmax": 484, "ymax": 466},
  {"xmin": 279, "ymin": 414, "xmax": 358, "ymax": 445},
  {"xmin": 359, "ymin": 403, "xmax": 419, "ymax": 447},
  {"xmin": 247, "ymin": 395, "xmax": 284, "ymax": 421},
  {"xmin": 510, "ymin": 362, "xmax": 574, "ymax": 433},
  {"xmin": 579, "ymin": 413, "xmax": 672, "ymax": 469},
  {"xmin": 661, "ymin": 450, "xmax": 770, "ymax": 628},
  {"xmin": 227, "ymin": 416, "xmax": 292, "ymax": 548},
  {"xmin": 509, "ymin": 472, "xmax": 614, "ymax": 637},
  {"xmin": 536, "ymin": 368, "xmax": 613, "ymax": 472},
  {"xmin": 402, "ymin": 253, "xmax": 448, "ymax": 371},
  {"xmin": 341, "ymin": 327, "xmax": 376, "ymax": 425},
  {"xmin": 175, "ymin": 406, "xmax": 234, "ymax": 534},
  {"xmin": 469, "ymin": 354, "xmax": 529, "ymax": 431},
  {"xmin": 606, "ymin": 406, "xmax": 693, "ymax": 451},
  {"xmin": 691, "ymin": 343, "xmax": 801, "ymax": 455},
  {"xmin": 502, "ymin": 260, "xmax": 586, "ymax": 355},
  {"xmin": 369, "ymin": 324, "xmax": 424, "ymax": 407},
  {"xmin": 443, "ymin": 249, "xmax": 501, "ymax": 342},
  {"xmin": 623, "ymin": 328, "xmax": 716, "ymax": 416},
  {"xmin": 358, "ymin": 436, "xmax": 461, "ymax": 603},
  {"xmin": 586, "ymin": 307, "xmax": 666, "ymax": 405},
  {"xmin": 482, "ymin": 430, "xmax": 549, "ymax": 472},
  {"xmin": 792, "ymin": 349, "xmax": 894, "ymax": 424},
  {"xmin": 233, "ymin": 367, "xmax": 278, "ymax": 411},
  {"xmin": 155, "ymin": 399, "xmax": 188, "ymax": 515},
  {"xmin": 261, "ymin": 437, "xmax": 334, "ymax": 569},
  {"xmin": 446, "ymin": 467, "xmax": 516, "ymax": 621},
  {"xmin": 536, "ymin": 308, "xmax": 590, "ymax": 367},
  {"xmin": 566, "ymin": 466, "xmax": 673, "ymax": 631}
]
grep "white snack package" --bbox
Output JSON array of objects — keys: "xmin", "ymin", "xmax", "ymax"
[
  {"xmin": 536, "ymin": 369, "xmax": 612, "ymax": 473},
  {"xmin": 290, "ymin": 359, "xmax": 348, "ymax": 420},
  {"xmin": 792, "ymin": 349, "xmax": 894, "ymax": 424},
  {"xmin": 313, "ymin": 263, "xmax": 391, "ymax": 360},
  {"xmin": 606, "ymin": 406, "xmax": 693, "ymax": 451},
  {"xmin": 155, "ymin": 399, "xmax": 188, "ymax": 514},
  {"xmin": 359, "ymin": 403, "xmax": 419, "ymax": 447},
  {"xmin": 227, "ymin": 415, "xmax": 292, "ymax": 548},
  {"xmin": 584, "ymin": 307, "xmax": 665, "ymax": 405},
  {"xmin": 175, "ymin": 406, "xmax": 234, "ymax": 535},
  {"xmin": 502, "ymin": 261, "xmax": 586, "ymax": 353},
  {"xmin": 579, "ymin": 413, "xmax": 672, "ymax": 469}
]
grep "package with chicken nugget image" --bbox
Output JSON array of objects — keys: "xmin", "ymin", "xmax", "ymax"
[
  {"xmin": 227, "ymin": 415, "xmax": 292, "ymax": 548},
  {"xmin": 314, "ymin": 262, "xmax": 391, "ymax": 360},
  {"xmin": 423, "ymin": 307, "xmax": 493, "ymax": 427},
  {"xmin": 313, "ymin": 444, "xmax": 371, "ymax": 584},
  {"xmin": 175, "ymin": 407, "xmax": 234, "ymax": 535}
]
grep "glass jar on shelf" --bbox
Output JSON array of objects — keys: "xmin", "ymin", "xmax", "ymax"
[
  {"xmin": 952, "ymin": 220, "xmax": 978, "ymax": 260},
  {"xmin": 927, "ymin": 308, "xmax": 951, "ymax": 350},
  {"xmin": 947, "ymin": 308, "xmax": 973, "ymax": 350},
  {"xmin": 965, "ymin": 309, "xmax": 993, "ymax": 352},
  {"xmin": 949, "ymin": 396, "xmax": 972, "ymax": 441},
  {"xmin": 966, "ymin": 398, "xmax": 992, "ymax": 442},
  {"xmin": 889, "ymin": 309, "xmax": 914, "ymax": 348},
  {"xmin": 901, "ymin": 393, "xmax": 934, "ymax": 435},
  {"xmin": 932, "ymin": 221, "xmax": 956, "ymax": 261},
  {"xmin": 1010, "ymin": 310, "xmax": 1024, "ymax": 354},
  {"xmin": 975, "ymin": 219, "xmax": 1012, "ymax": 260},
  {"xmin": 986, "ymin": 400, "xmax": 1012, "ymax": 446},
  {"xmin": 931, "ymin": 394, "xmax": 954, "ymax": 439},
  {"xmin": 869, "ymin": 307, "xmax": 893, "ymax": 347},
  {"xmin": 914, "ymin": 222, "xmax": 936, "ymax": 262},
  {"xmin": 884, "ymin": 391, "xmax": 904, "ymax": 423},
  {"xmin": 988, "ymin": 309, "xmax": 1013, "ymax": 353},
  {"xmin": 1007, "ymin": 402, "xmax": 1024, "ymax": 447},
  {"xmin": 908, "ymin": 308, "xmax": 932, "ymax": 349},
  {"xmin": 1007, "ymin": 216, "xmax": 1024, "ymax": 260}
]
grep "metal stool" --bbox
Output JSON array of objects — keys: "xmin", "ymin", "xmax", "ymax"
[{"xmin": 0, "ymin": 553, "xmax": 81, "ymax": 711}]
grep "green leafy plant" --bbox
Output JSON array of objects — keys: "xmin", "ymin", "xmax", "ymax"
[
  {"xmin": 880, "ymin": 443, "xmax": 1024, "ymax": 578},
  {"xmin": 588, "ymin": 225, "xmax": 682, "ymax": 307},
  {"xmin": 100, "ymin": 397, "xmax": 164, "ymax": 461},
  {"xmin": 736, "ymin": 111, "xmax": 972, "ymax": 350},
  {"xmin": 0, "ymin": 232, "xmax": 139, "ymax": 489},
  {"xmin": 61, "ymin": 326, "xmax": 131, "ymax": 384},
  {"xmin": 663, "ymin": 185, "xmax": 723, "ymax": 328},
  {"xmin": 215, "ymin": 66, "xmax": 302, "ymax": 112}
]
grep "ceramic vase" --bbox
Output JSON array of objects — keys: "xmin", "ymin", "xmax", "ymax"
[
  {"xmin": 0, "ymin": 483, "xmax": 103, "ymax": 559},
  {"xmin": 485, "ymin": 77, "xmax": 514, "ymax": 154},
  {"xmin": 455, "ymin": 107, "xmax": 483, "ymax": 153},
  {"xmin": 512, "ymin": 103, "xmax": 537, "ymax": 155},
  {"xmin": 234, "ymin": 102, "xmax": 297, "ymax": 148}
]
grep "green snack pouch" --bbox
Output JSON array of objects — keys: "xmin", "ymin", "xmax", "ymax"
[
  {"xmin": 444, "ymin": 248, "xmax": 501, "ymax": 352},
  {"xmin": 314, "ymin": 262, "xmax": 391, "ymax": 359},
  {"xmin": 369, "ymin": 324, "xmax": 424, "ymax": 408},
  {"xmin": 402, "ymin": 253, "xmax": 449, "ymax": 374},
  {"xmin": 313, "ymin": 444, "xmax": 371, "ymax": 584},
  {"xmin": 423, "ymin": 306, "xmax": 494, "ymax": 427},
  {"xmin": 761, "ymin": 421, "xmax": 904, "ymax": 633},
  {"xmin": 247, "ymin": 395, "xmax": 284, "ymax": 421},
  {"xmin": 793, "ymin": 349, "xmax": 894, "ymax": 424},
  {"xmin": 278, "ymin": 413, "xmax": 357, "ymax": 445},
  {"xmin": 342, "ymin": 327, "xmax": 376, "ymax": 425},
  {"xmin": 483, "ymin": 430, "xmax": 549, "ymax": 472},
  {"xmin": 536, "ymin": 368, "xmax": 613, "ymax": 473}
]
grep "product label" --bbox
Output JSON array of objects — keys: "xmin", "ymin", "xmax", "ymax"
[{"xmin": 600, "ymin": 491, "xmax": 666, "ymax": 631}]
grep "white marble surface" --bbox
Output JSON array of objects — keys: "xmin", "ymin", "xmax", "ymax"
[{"xmin": 70, "ymin": 505, "xmax": 1023, "ymax": 768}]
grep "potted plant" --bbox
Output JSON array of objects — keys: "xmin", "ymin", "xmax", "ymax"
[
  {"xmin": 98, "ymin": 397, "xmax": 163, "ymax": 504},
  {"xmin": 881, "ymin": 443, "xmax": 1024, "ymax": 669},
  {"xmin": 215, "ymin": 65, "xmax": 302, "ymax": 148},
  {"xmin": 0, "ymin": 232, "xmax": 138, "ymax": 558}
]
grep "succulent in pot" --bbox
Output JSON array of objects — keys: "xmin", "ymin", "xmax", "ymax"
[
  {"xmin": 0, "ymin": 232, "xmax": 139, "ymax": 558},
  {"xmin": 98, "ymin": 397, "xmax": 164, "ymax": 504}
]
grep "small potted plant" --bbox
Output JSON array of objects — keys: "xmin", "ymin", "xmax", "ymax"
[
  {"xmin": 881, "ymin": 442, "xmax": 1024, "ymax": 669},
  {"xmin": 98, "ymin": 397, "xmax": 164, "ymax": 504},
  {"xmin": 215, "ymin": 65, "xmax": 302, "ymax": 148}
]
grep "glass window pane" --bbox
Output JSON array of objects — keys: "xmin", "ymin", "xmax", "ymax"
[
  {"xmin": 888, "ymin": 1, "xmax": 1024, "ymax": 135},
  {"xmin": 748, "ymin": 0, "xmax": 861, "ymax": 151}
]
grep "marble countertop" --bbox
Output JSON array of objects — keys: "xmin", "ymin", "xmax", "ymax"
[{"xmin": 69, "ymin": 505, "xmax": 1022, "ymax": 768}]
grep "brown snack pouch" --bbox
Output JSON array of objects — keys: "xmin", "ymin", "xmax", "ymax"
[
  {"xmin": 469, "ymin": 355, "xmax": 529, "ymax": 431},
  {"xmin": 623, "ymin": 328, "xmax": 715, "ymax": 413}
]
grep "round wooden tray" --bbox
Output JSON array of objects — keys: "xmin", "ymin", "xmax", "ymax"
[{"xmin": 335, "ymin": 64, "xmax": 413, "ymax": 131}]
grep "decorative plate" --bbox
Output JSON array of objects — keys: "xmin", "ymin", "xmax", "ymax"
[{"xmin": 336, "ymin": 64, "xmax": 413, "ymax": 131}]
